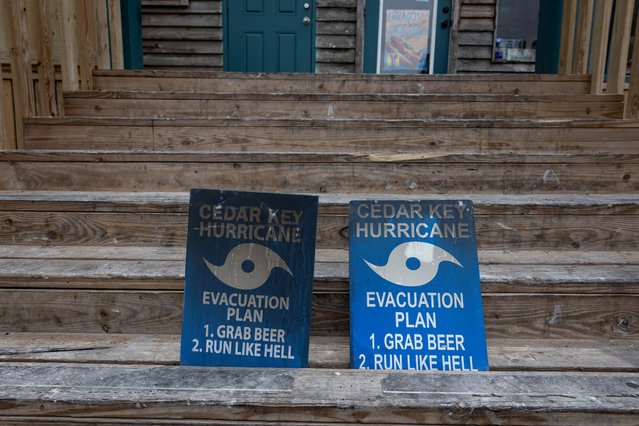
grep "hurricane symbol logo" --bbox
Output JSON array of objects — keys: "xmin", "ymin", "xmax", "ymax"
[
  {"xmin": 203, "ymin": 243, "xmax": 292, "ymax": 290},
  {"xmin": 365, "ymin": 241, "xmax": 462, "ymax": 287}
]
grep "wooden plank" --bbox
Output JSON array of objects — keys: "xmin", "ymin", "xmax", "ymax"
[
  {"xmin": 316, "ymin": 48, "xmax": 355, "ymax": 63},
  {"xmin": 141, "ymin": 13, "xmax": 221, "ymax": 27},
  {"xmin": 142, "ymin": 0, "xmax": 189, "ymax": 6},
  {"xmin": 588, "ymin": 0, "xmax": 613, "ymax": 94},
  {"xmin": 572, "ymin": 0, "xmax": 594, "ymax": 75},
  {"xmin": 1, "ymin": 364, "xmax": 638, "ymax": 424},
  {"xmin": 459, "ymin": 4, "xmax": 494, "ymax": 18},
  {"xmin": 0, "ymin": 157, "xmax": 636, "ymax": 194},
  {"xmin": 77, "ymin": 0, "xmax": 95, "ymax": 90},
  {"xmin": 1, "ymin": 78, "xmax": 16, "ymax": 149},
  {"xmin": 317, "ymin": 21, "xmax": 356, "ymax": 35},
  {"xmin": 90, "ymin": 73, "xmax": 592, "ymax": 94},
  {"xmin": 457, "ymin": 45, "xmax": 492, "ymax": 59},
  {"xmin": 558, "ymin": 0, "xmax": 577, "ymax": 74},
  {"xmin": 455, "ymin": 58, "xmax": 535, "ymax": 73},
  {"xmin": 457, "ymin": 31, "xmax": 494, "ymax": 46},
  {"xmin": 448, "ymin": 0, "xmax": 461, "ymax": 72},
  {"xmin": 8, "ymin": 0, "xmax": 35, "ymax": 148},
  {"xmin": 24, "ymin": 118, "xmax": 155, "ymax": 150},
  {"xmin": 25, "ymin": 117, "xmax": 639, "ymax": 153},
  {"xmin": 143, "ymin": 40, "xmax": 222, "ymax": 54},
  {"xmin": 315, "ymin": 63, "xmax": 355, "ymax": 73},
  {"xmin": 0, "ymin": 256, "xmax": 638, "ymax": 294},
  {"xmin": 316, "ymin": 8, "xmax": 356, "ymax": 22},
  {"xmin": 143, "ymin": 53, "xmax": 222, "ymax": 67},
  {"xmin": 458, "ymin": 18, "xmax": 494, "ymax": 31},
  {"xmin": 35, "ymin": 0, "xmax": 58, "ymax": 117},
  {"xmin": 354, "ymin": 0, "xmax": 364, "ymax": 72},
  {"xmin": 95, "ymin": 0, "xmax": 111, "ymax": 70},
  {"xmin": 60, "ymin": 0, "xmax": 80, "ymax": 91},
  {"xmin": 0, "ymin": 65, "xmax": 8, "ymax": 148},
  {"xmin": 61, "ymin": 92, "xmax": 625, "ymax": 120},
  {"xmin": 142, "ymin": 26, "xmax": 222, "ymax": 41},
  {"xmin": 317, "ymin": 0, "xmax": 356, "ymax": 7},
  {"xmin": 1, "ymin": 245, "xmax": 637, "ymax": 267},
  {"xmin": 108, "ymin": 0, "xmax": 125, "ymax": 69},
  {"xmin": 3, "ymin": 190, "xmax": 637, "ymax": 214},
  {"xmin": 607, "ymin": 0, "xmax": 634, "ymax": 94},
  {"xmin": 316, "ymin": 35, "xmax": 356, "ymax": 49},
  {"xmin": 0, "ymin": 289, "xmax": 636, "ymax": 339},
  {"xmin": 1, "ymin": 333, "xmax": 637, "ymax": 373},
  {"xmin": 624, "ymin": 2, "xmax": 639, "ymax": 118},
  {"xmin": 2, "ymin": 209, "xmax": 638, "ymax": 251}
]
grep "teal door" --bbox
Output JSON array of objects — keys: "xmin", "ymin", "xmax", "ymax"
[
  {"xmin": 225, "ymin": 0, "xmax": 315, "ymax": 73},
  {"xmin": 364, "ymin": 0, "xmax": 451, "ymax": 74}
]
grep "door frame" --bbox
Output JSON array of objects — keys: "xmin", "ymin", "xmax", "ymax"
[{"xmin": 223, "ymin": 0, "xmax": 316, "ymax": 73}]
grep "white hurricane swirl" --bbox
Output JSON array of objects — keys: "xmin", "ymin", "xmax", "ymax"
[
  {"xmin": 203, "ymin": 243, "xmax": 292, "ymax": 290},
  {"xmin": 364, "ymin": 241, "xmax": 462, "ymax": 287}
]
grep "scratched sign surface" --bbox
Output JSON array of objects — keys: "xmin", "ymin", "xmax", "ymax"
[
  {"xmin": 180, "ymin": 189, "xmax": 318, "ymax": 368},
  {"xmin": 349, "ymin": 200, "xmax": 489, "ymax": 371}
]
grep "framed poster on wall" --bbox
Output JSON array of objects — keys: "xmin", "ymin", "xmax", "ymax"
[{"xmin": 377, "ymin": 0, "xmax": 438, "ymax": 74}]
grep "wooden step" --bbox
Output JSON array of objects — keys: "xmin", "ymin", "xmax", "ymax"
[
  {"xmin": 1, "ymin": 363, "xmax": 637, "ymax": 424},
  {"xmin": 0, "ymin": 245, "xmax": 636, "ymax": 339},
  {"xmin": 1, "ymin": 333, "xmax": 637, "ymax": 372},
  {"xmin": 92, "ymin": 70, "xmax": 593, "ymax": 95},
  {"xmin": 1, "ymin": 151, "xmax": 636, "ymax": 194},
  {"xmin": 1, "ymin": 191, "xmax": 637, "ymax": 250},
  {"xmin": 23, "ymin": 117, "xmax": 639, "ymax": 153},
  {"xmin": 62, "ymin": 91, "xmax": 625, "ymax": 120}
]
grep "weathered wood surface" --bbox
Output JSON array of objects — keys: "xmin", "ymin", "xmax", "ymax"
[
  {"xmin": 0, "ymin": 152, "xmax": 636, "ymax": 194},
  {"xmin": 1, "ymin": 333, "xmax": 637, "ymax": 372},
  {"xmin": 2, "ymin": 245, "xmax": 638, "ymax": 266},
  {"xmin": 0, "ymin": 288, "xmax": 635, "ymax": 338},
  {"xmin": 0, "ymin": 192, "xmax": 637, "ymax": 249},
  {"xmin": 1, "ymin": 254, "xmax": 638, "ymax": 294},
  {"xmin": 62, "ymin": 92, "xmax": 625, "ymax": 120},
  {"xmin": 2, "ymin": 208, "xmax": 638, "ymax": 250},
  {"xmin": 91, "ymin": 70, "xmax": 592, "ymax": 94},
  {"xmin": 142, "ymin": 0, "xmax": 222, "ymax": 70},
  {"xmin": 23, "ymin": 117, "xmax": 639, "ymax": 153},
  {"xmin": 0, "ymin": 363, "xmax": 637, "ymax": 424}
]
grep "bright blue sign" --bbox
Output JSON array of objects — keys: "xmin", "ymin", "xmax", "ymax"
[
  {"xmin": 180, "ymin": 189, "xmax": 318, "ymax": 368},
  {"xmin": 349, "ymin": 200, "xmax": 488, "ymax": 371}
]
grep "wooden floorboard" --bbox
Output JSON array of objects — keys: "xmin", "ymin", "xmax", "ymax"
[
  {"xmin": 1, "ymin": 155, "xmax": 636, "ymax": 193},
  {"xmin": 62, "ymin": 92, "xmax": 624, "ymax": 120},
  {"xmin": 0, "ymin": 289, "xmax": 635, "ymax": 339},
  {"xmin": 1, "ymin": 192, "xmax": 637, "ymax": 250},
  {"xmin": 0, "ymin": 334, "xmax": 637, "ymax": 372},
  {"xmin": 23, "ymin": 118, "xmax": 639, "ymax": 154},
  {"xmin": 92, "ymin": 70, "xmax": 592, "ymax": 95},
  {"xmin": 0, "ymin": 256, "xmax": 637, "ymax": 294},
  {"xmin": 1, "ymin": 245, "xmax": 637, "ymax": 265},
  {"xmin": 0, "ymin": 363, "xmax": 637, "ymax": 424}
]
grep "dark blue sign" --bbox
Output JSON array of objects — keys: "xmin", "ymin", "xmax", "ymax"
[
  {"xmin": 349, "ymin": 200, "xmax": 488, "ymax": 371},
  {"xmin": 181, "ymin": 189, "xmax": 318, "ymax": 368}
]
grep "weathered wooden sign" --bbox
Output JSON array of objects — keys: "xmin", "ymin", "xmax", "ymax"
[
  {"xmin": 180, "ymin": 189, "xmax": 318, "ymax": 368},
  {"xmin": 349, "ymin": 200, "xmax": 489, "ymax": 371}
]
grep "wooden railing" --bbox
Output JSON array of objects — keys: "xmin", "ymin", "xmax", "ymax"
[
  {"xmin": 0, "ymin": 0, "xmax": 123, "ymax": 149},
  {"xmin": 559, "ymin": 0, "xmax": 639, "ymax": 117}
]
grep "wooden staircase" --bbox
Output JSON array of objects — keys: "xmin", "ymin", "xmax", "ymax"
[{"xmin": 0, "ymin": 71, "xmax": 637, "ymax": 424}]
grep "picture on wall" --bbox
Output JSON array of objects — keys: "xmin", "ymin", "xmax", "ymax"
[{"xmin": 377, "ymin": 0, "xmax": 437, "ymax": 74}]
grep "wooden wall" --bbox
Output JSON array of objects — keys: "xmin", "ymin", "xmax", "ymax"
[
  {"xmin": 141, "ymin": 0, "xmax": 359, "ymax": 72},
  {"xmin": 316, "ymin": 0, "xmax": 358, "ymax": 73},
  {"xmin": 449, "ymin": 0, "xmax": 535, "ymax": 73},
  {"xmin": 142, "ymin": 0, "xmax": 223, "ymax": 69}
]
